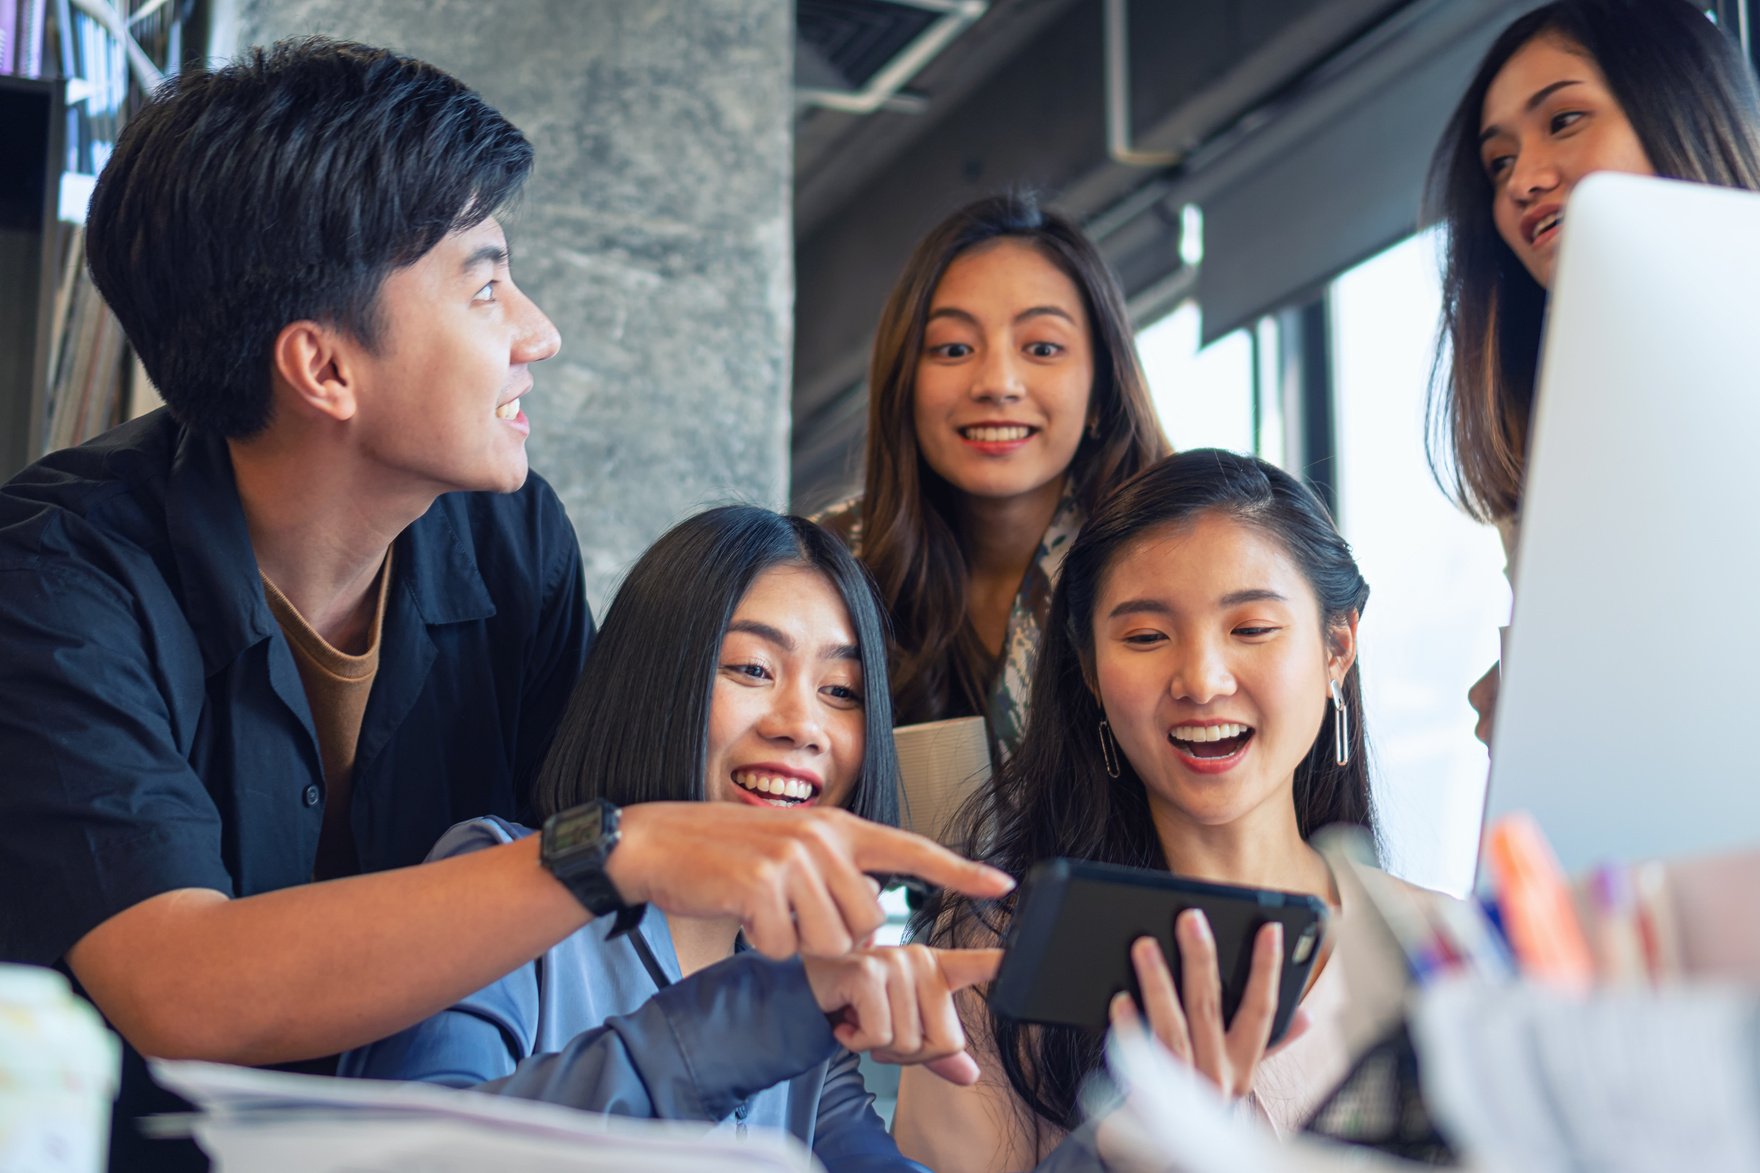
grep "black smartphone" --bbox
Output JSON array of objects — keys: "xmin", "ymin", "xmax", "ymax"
[{"xmin": 989, "ymin": 858, "xmax": 1327, "ymax": 1045}]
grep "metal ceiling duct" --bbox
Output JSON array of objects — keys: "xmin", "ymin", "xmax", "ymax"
[{"xmin": 795, "ymin": 0, "xmax": 988, "ymax": 115}]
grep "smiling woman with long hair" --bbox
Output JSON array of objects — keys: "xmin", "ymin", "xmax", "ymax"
[
  {"xmin": 1426, "ymin": 0, "xmax": 1760, "ymax": 740},
  {"xmin": 343, "ymin": 506, "xmax": 993, "ymax": 1171},
  {"xmin": 894, "ymin": 451, "xmax": 1378, "ymax": 1171},
  {"xmin": 820, "ymin": 193, "xmax": 1168, "ymax": 757}
]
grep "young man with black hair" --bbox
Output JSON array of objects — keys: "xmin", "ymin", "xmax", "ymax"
[{"xmin": 0, "ymin": 39, "xmax": 1010, "ymax": 1170}]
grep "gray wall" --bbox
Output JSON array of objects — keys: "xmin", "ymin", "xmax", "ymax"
[{"xmin": 223, "ymin": 0, "xmax": 794, "ymax": 613}]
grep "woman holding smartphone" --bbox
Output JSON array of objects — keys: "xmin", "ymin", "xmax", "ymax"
[
  {"xmin": 1426, "ymin": 0, "xmax": 1760, "ymax": 742},
  {"xmin": 895, "ymin": 450, "xmax": 1377, "ymax": 1171},
  {"xmin": 819, "ymin": 193, "xmax": 1168, "ymax": 757},
  {"xmin": 344, "ymin": 506, "xmax": 996, "ymax": 1171}
]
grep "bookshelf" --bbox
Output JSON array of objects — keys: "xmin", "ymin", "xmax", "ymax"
[
  {"xmin": 0, "ymin": 74, "xmax": 62, "ymax": 481},
  {"xmin": 0, "ymin": 0, "xmax": 190, "ymax": 481}
]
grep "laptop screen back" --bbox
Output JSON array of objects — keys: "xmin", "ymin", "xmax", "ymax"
[{"xmin": 1481, "ymin": 172, "xmax": 1760, "ymax": 878}]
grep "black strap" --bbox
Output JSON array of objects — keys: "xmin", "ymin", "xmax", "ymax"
[
  {"xmin": 628, "ymin": 928, "xmax": 673, "ymax": 991},
  {"xmin": 606, "ymin": 901, "xmax": 647, "ymax": 939}
]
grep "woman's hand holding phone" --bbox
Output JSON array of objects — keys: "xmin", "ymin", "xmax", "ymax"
[{"xmin": 1107, "ymin": 911, "xmax": 1293, "ymax": 1099}]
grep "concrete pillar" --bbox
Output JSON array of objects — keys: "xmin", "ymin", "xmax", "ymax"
[{"xmin": 224, "ymin": 0, "xmax": 794, "ymax": 612}]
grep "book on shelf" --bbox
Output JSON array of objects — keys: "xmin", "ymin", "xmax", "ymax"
[
  {"xmin": 44, "ymin": 222, "xmax": 81, "ymax": 391},
  {"xmin": 1, "ymin": 3, "xmax": 17, "ymax": 75},
  {"xmin": 25, "ymin": 0, "xmax": 183, "ymax": 458},
  {"xmin": 0, "ymin": 0, "xmax": 50, "ymax": 78},
  {"xmin": 44, "ymin": 231, "xmax": 128, "ymax": 454},
  {"xmin": 126, "ymin": 353, "xmax": 161, "ymax": 421},
  {"xmin": 20, "ymin": 0, "xmax": 47, "ymax": 78},
  {"xmin": 53, "ymin": 0, "xmax": 70, "ymax": 79}
]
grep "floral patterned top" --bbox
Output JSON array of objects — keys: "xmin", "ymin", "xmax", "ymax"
[{"xmin": 814, "ymin": 490, "xmax": 1085, "ymax": 759}]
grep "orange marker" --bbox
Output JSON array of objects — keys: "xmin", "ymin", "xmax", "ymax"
[{"xmin": 1485, "ymin": 813, "xmax": 1595, "ymax": 990}]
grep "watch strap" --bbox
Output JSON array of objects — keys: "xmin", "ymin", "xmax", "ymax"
[{"xmin": 608, "ymin": 901, "xmax": 649, "ymax": 940}]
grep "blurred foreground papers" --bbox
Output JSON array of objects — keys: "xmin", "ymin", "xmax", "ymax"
[
  {"xmin": 1102, "ymin": 985, "xmax": 1760, "ymax": 1173},
  {"xmin": 1412, "ymin": 978, "xmax": 1760, "ymax": 1173},
  {"xmin": 149, "ymin": 1060, "xmax": 820, "ymax": 1173}
]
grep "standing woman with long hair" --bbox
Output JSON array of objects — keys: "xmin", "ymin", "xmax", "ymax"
[
  {"xmin": 1427, "ymin": 0, "xmax": 1760, "ymax": 741},
  {"xmin": 819, "ymin": 193, "xmax": 1169, "ymax": 757},
  {"xmin": 895, "ymin": 450, "xmax": 1378, "ymax": 1171}
]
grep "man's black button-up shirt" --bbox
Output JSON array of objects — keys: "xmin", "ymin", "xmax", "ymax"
[
  {"xmin": 0, "ymin": 410, "xmax": 593, "ymax": 962},
  {"xmin": 0, "ymin": 411, "xmax": 595, "ymax": 1169}
]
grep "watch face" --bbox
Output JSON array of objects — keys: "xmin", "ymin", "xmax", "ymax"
[{"xmin": 550, "ymin": 805, "xmax": 607, "ymax": 855}]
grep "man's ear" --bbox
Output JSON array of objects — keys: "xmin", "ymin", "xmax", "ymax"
[
  {"xmin": 1326, "ymin": 609, "xmax": 1361, "ymax": 684},
  {"xmin": 271, "ymin": 320, "xmax": 359, "ymax": 423}
]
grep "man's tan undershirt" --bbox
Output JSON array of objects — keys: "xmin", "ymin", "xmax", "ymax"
[{"xmin": 260, "ymin": 550, "xmax": 393, "ymax": 881}]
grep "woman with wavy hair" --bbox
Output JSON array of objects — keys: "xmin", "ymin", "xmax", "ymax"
[
  {"xmin": 820, "ymin": 192, "xmax": 1169, "ymax": 757},
  {"xmin": 1426, "ymin": 0, "xmax": 1760, "ymax": 740},
  {"xmin": 895, "ymin": 450, "xmax": 1377, "ymax": 1171}
]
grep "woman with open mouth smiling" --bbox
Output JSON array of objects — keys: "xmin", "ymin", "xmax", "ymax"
[
  {"xmin": 343, "ymin": 506, "xmax": 999, "ymax": 1171},
  {"xmin": 896, "ymin": 450, "xmax": 1379, "ymax": 1171},
  {"xmin": 819, "ymin": 193, "xmax": 1168, "ymax": 758},
  {"xmin": 1426, "ymin": 0, "xmax": 1760, "ymax": 746}
]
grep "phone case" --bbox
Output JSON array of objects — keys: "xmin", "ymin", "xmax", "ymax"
[{"xmin": 990, "ymin": 858, "xmax": 1327, "ymax": 1044}]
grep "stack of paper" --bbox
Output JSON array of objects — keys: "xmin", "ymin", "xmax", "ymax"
[{"xmin": 149, "ymin": 1060, "xmax": 820, "ymax": 1173}]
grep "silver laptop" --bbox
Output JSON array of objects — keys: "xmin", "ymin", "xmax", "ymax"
[{"xmin": 1481, "ymin": 172, "xmax": 1760, "ymax": 878}]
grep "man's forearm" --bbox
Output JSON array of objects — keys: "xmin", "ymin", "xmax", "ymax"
[
  {"xmin": 64, "ymin": 801, "xmax": 1011, "ymax": 1067},
  {"xmin": 67, "ymin": 835, "xmax": 588, "ymax": 1065}
]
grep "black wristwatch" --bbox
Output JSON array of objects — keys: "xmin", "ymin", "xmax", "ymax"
[{"xmin": 540, "ymin": 798, "xmax": 646, "ymax": 937}]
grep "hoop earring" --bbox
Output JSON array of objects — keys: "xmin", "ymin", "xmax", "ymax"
[
  {"xmin": 1098, "ymin": 719, "xmax": 1122, "ymax": 779},
  {"xmin": 1329, "ymin": 678, "xmax": 1350, "ymax": 767}
]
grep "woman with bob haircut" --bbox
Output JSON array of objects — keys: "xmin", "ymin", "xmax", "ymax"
[
  {"xmin": 1427, "ymin": 0, "xmax": 1760, "ymax": 741},
  {"xmin": 893, "ymin": 450, "xmax": 1377, "ymax": 1171},
  {"xmin": 344, "ymin": 506, "xmax": 996, "ymax": 1171},
  {"xmin": 820, "ymin": 192, "xmax": 1169, "ymax": 757}
]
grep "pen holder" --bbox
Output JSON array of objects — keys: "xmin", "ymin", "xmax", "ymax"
[{"xmin": 1302, "ymin": 1020, "xmax": 1457, "ymax": 1165}]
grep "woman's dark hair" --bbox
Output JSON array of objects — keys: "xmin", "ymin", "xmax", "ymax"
[
  {"xmin": 860, "ymin": 192, "xmax": 1171, "ymax": 726},
  {"xmin": 86, "ymin": 37, "xmax": 534, "ymax": 438},
  {"xmin": 531, "ymin": 506, "xmax": 899, "ymax": 828},
  {"xmin": 1425, "ymin": 0, "xmax": 1760, "ymax": 521},
  {"xmin": 914, "ymin": 449, "xmax": 1374, "ymax": 1146}
]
